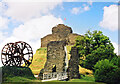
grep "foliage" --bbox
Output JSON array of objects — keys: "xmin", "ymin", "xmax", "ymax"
[
  {"xmin": 94, "ymin": 59, "xmax": 120, "ymax": 84},
  {"xmin": 4, "ymin": 76, "xmax": 40, "ymax": 82},
  {"xmin": 75, "ymin": 30, "xmax": 117, "ymax": 70},
  {"xmin": 2, "ymin": 66, "xmax": 35, "ymax": 82},
  {"xmin": 29, "ymin": 47, "xmax": 47, "ymax": 75},
  {"xmin": 79, "ymin": 65, "xmax": 93, "ymax": 75},
  {"xmin": 48, "ymin": 78, "xmax": 95, "ymax": 83},
  {"xmin": 80, "ymin": 75, "xmax": 95, "ymax": 82},
  {"xmin": 110, "ymin": 56, "xmax": 120, "ymax": 67}
]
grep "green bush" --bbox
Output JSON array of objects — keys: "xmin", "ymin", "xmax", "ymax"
[
  {"xmin": 2, "ymin": 66, "xmax": 36, "ymax": 82},
  {"xmin": 110, "ymin": 56, "xmax": 120, "ymax": 67},
  {"xmin": 81, "ymin": 75, "xmax": 95, "ymax": 82},
  {"xmin": 94, "ymin": 59, "xmax": 120, "ymax": 84}
]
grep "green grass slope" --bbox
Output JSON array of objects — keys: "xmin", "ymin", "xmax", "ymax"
[
  {"xmin": 3, "ymin": 77, "xmax": 41, "ymax": 82},
  {"xmin": 29, "ymin": 46, "xmax": 73, "ymax": 75},
  {"xmin": 29, "ymin": 47, "xmax": 47, "ymax": 75},
  {"xmin": 29, "ymin": 45, "xmax": 93, "ymax": 76}
]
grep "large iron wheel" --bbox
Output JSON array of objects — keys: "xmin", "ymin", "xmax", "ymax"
[
  {"xmin": 1, "ymin": 41, "xmax": 33, "ymax": 67},
  {"xmin": 15, "ymin": 41, "xmax": 33, "ymax": 67}
]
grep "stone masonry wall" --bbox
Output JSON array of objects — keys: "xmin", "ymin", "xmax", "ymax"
[
  {"xmin": 41, "ymin": 34, "xmax": 57, "ymax": 47},
  {"xmin": 68, "ymin": 47, "xmax": 80, "ymax": 79},
  {"xmin": 68, "ymin": 33, "xmax": 80, "ymax": 45},
  {"xmin": 41, "ymin": 24, "xmax": 81, "ymax": 47},
  {"xmin": 39, "ymin": 24, "xmax": 81, "ymax": 80},
  {"xmin": 43, "ymin": 41, "xmax": 66, "ymax": 73}
]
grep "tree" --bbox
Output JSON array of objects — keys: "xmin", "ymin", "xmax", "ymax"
[
  {"xmin": 75, "ymin": 30, "xmax": 117, "ymax": 70},
  {"xmin": 110, "ymin": 56, "xmax": 120, "ymax": 67},
  {"xmin": 94, "ymin": 59, "xmax": 120, "ymax": 84}
]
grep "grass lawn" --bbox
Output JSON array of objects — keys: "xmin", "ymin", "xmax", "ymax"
[
  {"xmin": 4, "ymin": 77, "xmax": 41, "ymax": 82},
  {"xmin": 2, "ymin": 69, "xmax": 105, "ymax": 84},
  {"xmin": 47, "ymin": 79, "xmax": 94, "ymax": 82},
  {"xmin": 2, "ymin": 78, "xmax": 105, "ymax": 84},
  {"xmin": 41, "ymin": 75, "xmax": 105, "ymax": 84},
  {"xmin": 68, "ymin": 79, "xmax": 105, "ymax": 84},
  {"xmin": 2, "ymin": 76, "xmax": 96, "ymax": 83},
  {"xmin": 47, "ymin": 75, "xmax": 95, "ymax": 82}
]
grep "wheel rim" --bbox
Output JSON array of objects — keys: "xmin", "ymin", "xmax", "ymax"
[{"xmin": 1, "ymin": 41, "xmax": 33, "ymax": 67}]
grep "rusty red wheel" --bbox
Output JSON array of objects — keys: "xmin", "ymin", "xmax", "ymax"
[
  {"xmin": 15, "ymin": 41, "xmax": 33, "ymax": 67},
  {"xmin": 1, "ymin": 43, "xmax": 16, "ymax": 66},
  {"xmin": 1, "ymin": 41, "xmax": 33, "ymax": 67}
]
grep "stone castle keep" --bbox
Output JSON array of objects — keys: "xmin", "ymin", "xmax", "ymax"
[
  {"xmin": 41, "ymin": 24, "xmax": 80, "ymax": 47},
  {"xmin": 39, "ymin": 24, "xmax": 81, "ymax": 80}
]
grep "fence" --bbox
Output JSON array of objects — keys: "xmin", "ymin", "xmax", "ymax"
[{"xmin": 42, "ymin": 72, "xmax": 68, "ymax": 82}]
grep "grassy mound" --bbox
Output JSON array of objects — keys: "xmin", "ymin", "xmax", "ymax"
[
  {"xmin": 29, "ymin": 46, "xmax": 93, "ymax": 76},
  {"xmin": 29, "ymin": 47, "xmax": 47, "ymax": 75},
  {"xmin": 29, "ymin": 46, "xmax": 72, "ymax": 75},
  {"xmin": 2, "ymin": 66, "xmax": 36, "ymax": 82}
]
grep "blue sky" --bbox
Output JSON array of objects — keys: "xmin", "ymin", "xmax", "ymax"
[
  {"xmin": 0, "ymin": 0, "xmax": 119, "ymax": 66},
  {"xmin": 52, "ymin": 2, "xmax": 118, "ymax": 43}
]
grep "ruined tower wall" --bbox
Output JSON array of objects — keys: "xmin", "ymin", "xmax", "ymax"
[
  {"xmin": 41, "ymin": 34, "xmax": 57, "ymax": 47},
  {"xmin": 68, "ymin": 33, "xmax": 81, "ymax": 45},
  {"xmin": 43, "ymin": 41, "xmax": 66, "ymax": 73},
  {"xmin": 41, "ymin": 33, "xmax": 80, "ymax": 47},
  {"xmin": 68, "ymin": 47, "xmax": 80, "ymax": 79},
  {"xmin": 41, "ymin": 24, "xmax": 81, "ymax": 47},
  {"xmin": 52, "ymin": 25, "xmax": 72, "ymax": 35},
  {"xmin": 39, "ymin": 24, "xmax": 81, "ymax": 80}
]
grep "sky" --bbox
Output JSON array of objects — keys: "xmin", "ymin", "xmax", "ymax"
[{"xmin": 0, "ymin": 0, "xmax": 119, "ymax": 66}]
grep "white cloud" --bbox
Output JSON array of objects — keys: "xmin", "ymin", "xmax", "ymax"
[
  {"xmin": 3, "ymin": 1, "xmax": 62, "ymax": 22},
  {"xmin": 0, "ymin": 2, "xmax": 9, "ymax": 30},
  {"xmin": 88, "ymin": 1, "xmax": 93, "ymax": 6},
  {"xmin": 0, "ymin": 1, "xmax": 1, "ymax": 5},
  {"xmin": 0, "ymin": 16, "xmax": 9, "ymax": 29},
  {"xmin": 0, "ymin": 15, "xmax": 64, "ymax": 54},
  {"xmin": 84, "ymin": 6, "xmax": 90, "ymax": 11},
  {"xmin": 100, "ymin": 5, "xmax": 118, "ymax": 31},
  {"xmin": 0, "ymin": 32, "xmax": 9, "ymax": 67},
  {"xmin": 0, "ymin": 31, "xmax": 7, "ymax": 43},
  {"xmin": 71, "ymin": 7, "xmax": 81, "ymax": 14},
  {"xmin": 0, "ymin": 2, "xmax": 3, "ymax": 14},
  {"xmin": 3, "ymin": 0, "xmax": 62, "ymax": 2},
  {"xmin": 71, "ymin": 3, "xmax": 90, "ymax": 14},
  {"xmin": 12, "ymin": 15, "xmax": 63, "ymax": 41},
  {"xmin": 64, "ymin": 0, "xmax": 79, "ymax": 2},
  {"xmin": 0, "ymin": 1, "xmax": 64, "ymax": 67},
  {"xmin": 0, "ymin": 15, "xmax": 63, "ymax": 54}
]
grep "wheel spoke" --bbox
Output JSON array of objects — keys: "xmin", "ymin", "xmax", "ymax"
[
  {"xmin": 1, "ymin": 41, "xmax": 33, "ymax": 67},
  {"xmin": 5, "ymin": 59, "xmax": 11, "ymax": 64},
  {"xmin": 10, "ymin": 56, "xmax": 17, "ymax": 65},
  {"xmin": 21, "ymin": 43, "xmax": 26, "ymax": 51},
  {"xmin": 24, "ymin": 52, "xmax": 33, "ymax": 55},
  {"xmin": 1, "ymin": 58, "xmax": 5, "ymax": 59},
  {"xmin": 23, "ymin": 57, "xmax": 31, "ymax": 66},
  {"xmin": 13, "ymin": 56, "xmax": 20, "ymax": 58},
  {"xmin": 2, "ymin": 53, "xmax": 12, "ymax": 56}
]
